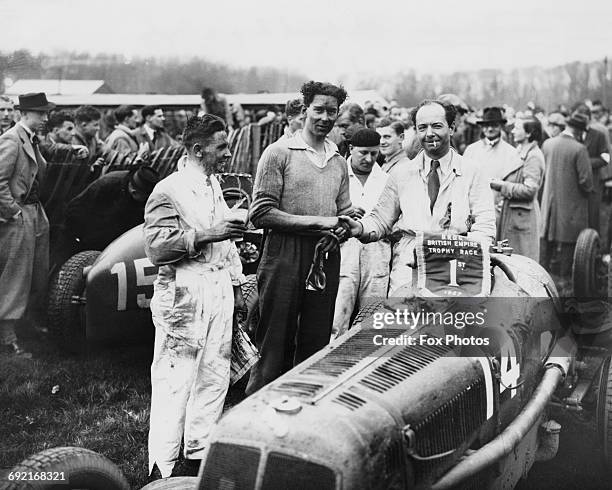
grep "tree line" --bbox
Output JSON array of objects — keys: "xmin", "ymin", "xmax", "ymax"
[
  {"xmin": 2, "ymin": 50, "xmax": 611, "ymax": 111},
  {"xmin": 362, "ymin": 59, "xmax": 612, "ymax": 111},
  {"xmin": 0, "ymin": 50, "xmax": 307, "ymax": 95}
]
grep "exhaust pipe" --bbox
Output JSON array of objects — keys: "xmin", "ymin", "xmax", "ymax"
[{"xmin": 431, "ymin": 334, "xmax": 576, "ymax": 490}]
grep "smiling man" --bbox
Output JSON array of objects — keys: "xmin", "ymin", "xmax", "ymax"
[
  {"xmin": 376, "ymin": 119, "xmax": 409, "ymax": 173},
  {"xmin": 247, "ymin": 80, "xmax": 351, "ymax": 395},
  {"xmin": 144, "ymin": 114, "xmax": 247, "ymax": 479},
  {"xmin": 340, "ymin": 99, "xmax": 495, "ymax": 295}
]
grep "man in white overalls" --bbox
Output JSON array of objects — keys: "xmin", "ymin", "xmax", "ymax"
[{"xmin": 144, "ymin": 114, "xmax": 247, "ymax": 479}]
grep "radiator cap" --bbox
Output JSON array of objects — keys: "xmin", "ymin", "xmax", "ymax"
[{"xmin": 270, "ymin": 396, "xmax": 302, "ymax": 414}]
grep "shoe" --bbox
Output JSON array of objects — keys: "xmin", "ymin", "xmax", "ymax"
[{"xmin": 0, "ymin": 341, "xmax": 32, "ymax": 359}]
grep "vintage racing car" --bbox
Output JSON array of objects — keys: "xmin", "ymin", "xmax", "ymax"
[
  {"xmin": 10, "ymin": 230, "xmax": 612, "ymax": 490},
  {"xmin": 46, "ymin": 172, "xmax": 262, "ymax": 351}
]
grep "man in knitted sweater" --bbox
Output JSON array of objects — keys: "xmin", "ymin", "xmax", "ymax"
[{"xmin": 246, "ymin": 81, "xmax": 351, "ymax": 395}]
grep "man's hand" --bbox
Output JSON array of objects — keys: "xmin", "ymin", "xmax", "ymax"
[
  {"xmin": 490, "ymin": 179, "xmax": 503, "ymax": 191},
  {"xmin": 338, "ymin": 215, "xmax": 363, "ymax": 238},
  {"xmin": 347, "ymin": 206, "xmax": 366, "ymax": 219},
  {"xmin": 72, "ymin": 145, "xmax": 89, "ymax": 160},
  {"xmin": 196, "ymin": 219, "xmax": 246, "ymax": 244},
  {"xmin": 89, "ymin": 157, "xmax": 105, "ymax": 172},
  {"xmin": 318, "ymin": 216, "xmax": 339, "ymax": 230}
]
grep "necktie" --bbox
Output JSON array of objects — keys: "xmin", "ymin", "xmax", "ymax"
[
  {"xmin": 428, "ymin": 160, "xmax": 440, "ymax": 212},
  {"xmin": 151, "ymin": 130, "xmax": 158, "ymax": 145},
  {"xmin": 31, "ymin": 135, "xmax": 44, "ymax": 166}
]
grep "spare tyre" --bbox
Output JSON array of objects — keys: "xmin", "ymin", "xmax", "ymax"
[
  {"xmin": 3, "ymin": 446, "xmax": 129, "ymax": 490},
  {"xmin": 596, "ymin": 356, "xmax": 612, "ymax": 477},
  {"xmin": 47, "ymin": 250, "xmax": 101, "ymax": 353},
  {"xmin": 573, "ymin": 228, "xmax": 605, "ymax": 298}
]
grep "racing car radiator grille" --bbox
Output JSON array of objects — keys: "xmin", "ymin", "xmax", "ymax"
[
  {"xmin": 300, "ymin": 328, "xmax": 407, "ymax": 378},
  {"xmin": 410, "ymin": 379, "xmax": 487, "ymax": 482},
  {"xmin": 200, "ymin": 442, "xmax": 260, "ymax": 490},
  {"xmin": 331, "ymin": 391, "xmax": 368, "ymax": 410},
  {"xmin": 271, "ymin": 381, "xmax": 324, "ymax": 398},
  {"xmin": 262, "ymin": 452, "xmax": 337, "ymax": 490},
  {"xmin": 358, "ymin": 340, "xmax": 451, "ymax": 394}
]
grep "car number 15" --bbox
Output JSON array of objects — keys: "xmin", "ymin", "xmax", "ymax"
[{"xmin": 110, "ymin": 258, "xmax": 158, "ymax": 311}]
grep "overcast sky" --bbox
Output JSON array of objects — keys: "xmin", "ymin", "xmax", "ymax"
[{"xmin": 1, "ymin": 0, "xmax": 611, "ymax": 84}]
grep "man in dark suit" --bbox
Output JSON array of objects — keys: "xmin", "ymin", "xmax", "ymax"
[
  {"xmin": 135, "ymin": 106, "xmax": 177, "ymax": 152},
  {"xmin": 0, "ymin": 92, "xmax": 55, "ymax": 357},
  {"xmin": 65, "ymin": 165, "xmax": 159, "ymax": 251}
]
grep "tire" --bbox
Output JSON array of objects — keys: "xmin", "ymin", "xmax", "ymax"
[
  {"xmin": 608, "ymin": 243, "xmax": 612, "ymax": 300},
  {"xmin": 2, "ymin": 446, "xmax": 129, "ymax": 490},
  {"xmin": 241, "ymin": 274, "xmax": 259, "ymax": 339},
  {"xmin": 596, "ymin": 356, "xmax": 612, "ymax": 477},
  {"xmin": 47, "ymin": 250, "xmax": 101, "ymax": 353},
  {"xmin": 141, "ymin": 476, "xmax": 199, "ymax": 489},
  {"xmin": 573, "ymin": 228, "xmax": 604, "ymax": 298}
]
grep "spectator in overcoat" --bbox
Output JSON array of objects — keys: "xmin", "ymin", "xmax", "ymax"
[
  {"xmin": 492, "ymin": 116, "xmax": 545, "ymax": 261},
  {"xmin": 0, "ymin": 93, "xmax": 55, "ymax": 357},
  {"xmin": 540, "ymin": 112, "xmax": 593, "ymax": 287}
]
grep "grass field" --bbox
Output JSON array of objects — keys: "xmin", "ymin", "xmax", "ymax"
[{"xmin": 0, "ymin": 332, "xmax": 247, "ymax": 489}]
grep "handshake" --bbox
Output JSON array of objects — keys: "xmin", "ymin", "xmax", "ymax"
[{"xmin": 318, "ymin": 207, "xmax": 367, "ymax": 253}]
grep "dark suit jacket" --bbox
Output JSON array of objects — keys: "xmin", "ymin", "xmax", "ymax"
[
  {"xmin": 65, "ymin": 170, "xmax": 145, "ymax": 250},
  {"xmin": 134, "ymin": 125, "xmax": 177, "ymax": 152},
  {"xmin": 0, "ymin": 124, "xmax": 46, "ymax": 220}
]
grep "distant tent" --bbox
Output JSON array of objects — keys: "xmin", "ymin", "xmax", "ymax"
[{"xmin": 4, "ymin": 79, "xmax": 114, "ymax": 96}]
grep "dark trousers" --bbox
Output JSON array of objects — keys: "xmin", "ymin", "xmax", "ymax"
[
  {"xmin": 540, "ymin": 239, "xmax": 575, "ymax": 282},
  {"xmin": 246, "ymin": 232, "xmax": 340, "ymax": 395}
]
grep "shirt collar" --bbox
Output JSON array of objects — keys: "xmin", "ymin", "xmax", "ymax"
[
  {"xmin": 347, "ymin": 157, "xmax": 385, "ymax": 180},
  {"xmin": 484, "ymin": 137, "xmax": 501, "ymax": 147},
  {"xmin": 292, "ymin": 130, "xmax": 339, "ymax": 167},
  {"xmin": 291, "ymin": 130, "xmax": 337, "ymax": 153},
  {"xmin": 179, "ymin": 155, "xmax": 215, "ymax": 184},
  {"xmin": 421, "ymin": 148, "xmax": 457, "ymax": 175},
  {"xmin": 144, "ymin": 124, "xmax": 156, "ymax": 141},
  {"xmin": 518, "ymin": 140, "xmax": 538, "ymax": 160}
]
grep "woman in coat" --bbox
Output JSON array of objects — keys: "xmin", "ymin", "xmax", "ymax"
[{"xmin": 490, "ymin": 117, "xmax": 545, "ymax": 261}]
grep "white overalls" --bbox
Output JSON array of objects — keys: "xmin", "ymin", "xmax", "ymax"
[{"xmin": 144, "ymin": 160, "xmax": 245, "ymax": 477}]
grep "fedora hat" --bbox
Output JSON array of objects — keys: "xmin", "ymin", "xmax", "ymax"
[
  {"xmin": 15, "ymin": 92, "xmax": 56, "ymax": 112},
  {"xmin": 478, "ymin": 106, "xmax": 506, "ymax": 125},
  {"xmin": 129, "ymin": 165, "xmax": 159, "ymax": 195},
  {"xmin": 566, "ymin": 111, "xmax": 589, "ymax": 132}
]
